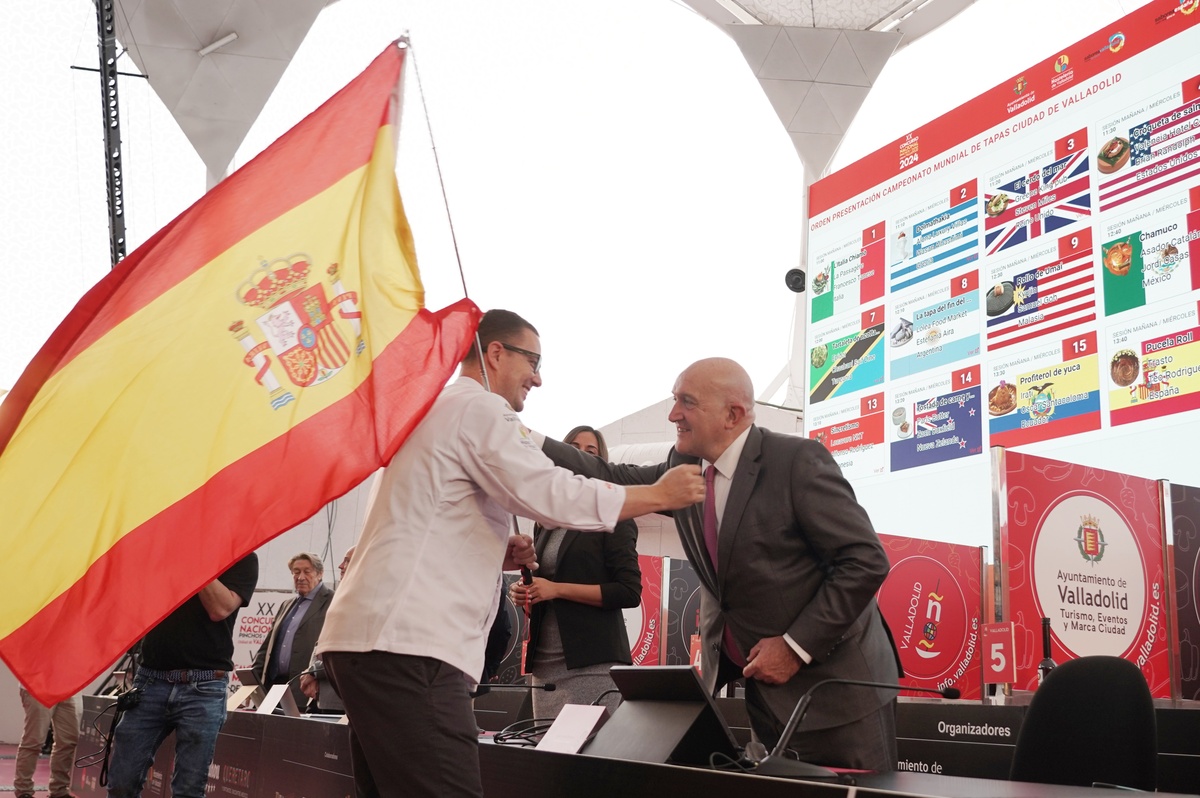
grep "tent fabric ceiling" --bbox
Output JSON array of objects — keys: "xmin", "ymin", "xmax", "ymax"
[
  {"xmin": 722, "ymin": 25, "xmax": 901, "ymax": 181},
  {"xmin": 108, "ymin": 0, "xmax": 974, "ymax": 184},
  {"xmin": 111, "ymin": 0, "xmax": 335, "ymax": 183},
  {"xmin": 739, "ymin": 0, "xmax": 915, "ymax": 28},
  {"xmin": 678, "ymin": 0, "xmax": 977, "ymax": 178},
  {"xmin": 682, "ymin": 0, "xmax": 977, "ymax": 46}
]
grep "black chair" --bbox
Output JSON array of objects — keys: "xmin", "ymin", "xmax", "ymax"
[{"xmin": 1009, "ymin": 655, "xmax": 1156, "ymax": 791}]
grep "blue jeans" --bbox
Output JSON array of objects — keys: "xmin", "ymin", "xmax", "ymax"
[{"xmin": 106, "ymin": 673, "xmax": 227, "ymax": 798}]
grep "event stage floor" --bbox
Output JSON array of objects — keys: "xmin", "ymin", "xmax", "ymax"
[{"xmin": 0, "ymin": 742, "xmax": 54, "ymax": 794}]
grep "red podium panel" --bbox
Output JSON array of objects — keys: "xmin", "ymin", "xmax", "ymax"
[
  {"xmin": 878, "ymin": 534, "xmax": 984, "ymax": 699},
  {"xmin": 998, "ymin": 450, "xmax": 1169, "ymax": 695}
]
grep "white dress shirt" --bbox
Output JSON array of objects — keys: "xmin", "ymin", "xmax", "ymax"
[{"xmin": 316, "ymin": 377, "xmax": 625, "ymax": 684}]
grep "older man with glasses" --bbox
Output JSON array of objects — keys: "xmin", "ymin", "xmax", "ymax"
[{"xmin": 250, "ymin": 553, "xmax": 333, "ymax": 708}]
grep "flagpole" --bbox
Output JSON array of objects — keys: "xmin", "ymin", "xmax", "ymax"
[{"xmin": 405, "ymin": 37, "xmax": 490, "ymax": 390}]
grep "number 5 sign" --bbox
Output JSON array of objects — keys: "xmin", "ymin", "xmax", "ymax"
[{"xmin": 981, "ymin": 621, "xmax": 1017, "ymax": 684}]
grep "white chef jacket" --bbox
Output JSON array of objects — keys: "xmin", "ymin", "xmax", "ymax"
[{"xmin": 316, "ymin": 376, "xmax": 625, "ymax": 683}]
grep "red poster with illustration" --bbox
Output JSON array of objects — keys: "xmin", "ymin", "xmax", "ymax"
[
  {"xmin": 624, "ymin": 555, "xmax": 663, "ymax": 666},
  {"xmin": 877, "ymin": 534, "xmax": 983, "ymax": 699},
  {"xmin": 1001, "ymin": 451, "xmax": 1168, "ymax": 696}
]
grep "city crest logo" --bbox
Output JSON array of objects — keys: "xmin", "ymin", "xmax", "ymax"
[
  {"xmin": 1014, "ymin": 76, "xmax": 1028, "ymax": 96},
  {"xmin": 230, "ymin": 255, "xmax": 364, "ymax": 409},
  {"xmin": 1075, "ymin": 514, "xmax": 1106, "ymax": 564}
]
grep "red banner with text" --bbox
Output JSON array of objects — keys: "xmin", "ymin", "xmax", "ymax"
[
  {"xmin": 877, "ymin": 534, "xmax": 984, "ymax": 699},
  {"xmin": 1001, "ymin": 450, "xmax": 1169, "ymax": 695},
  {"xmin": 625, "ymin": 554, "xmax": 664, "ymax": 665}
]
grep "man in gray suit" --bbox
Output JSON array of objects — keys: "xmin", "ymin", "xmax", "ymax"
[
  {"xmin": 542, "ymin": 358, "xmax": 900, "ymax": 770},
  {"xmin": 251, "ymin": 552, "xmax": 334, "ymax": 707}
]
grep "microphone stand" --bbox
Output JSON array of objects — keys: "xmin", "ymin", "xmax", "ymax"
[
  {"xmin": 754, "ymin": 679, "xmax": 959, "ymax": 780},
  {"xmin": 753, "ymin": 726, "xmax": 840, "ymax": 780}
]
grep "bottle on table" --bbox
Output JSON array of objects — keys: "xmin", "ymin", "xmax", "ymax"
[{"xmin": 1037, "ymin": 617, "xmax": 1056, "ymax": 685}]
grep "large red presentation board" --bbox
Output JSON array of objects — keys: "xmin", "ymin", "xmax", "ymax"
[
  {"xmin": 806, "ymin": 1, "xmax": 1200, "ymax": 482},
  {"xmin": 876, "ymin": 534, "xmax": 984, "ymax": 699},
  {"xmin": 997, "ymin": 450, "xmax": 1169, "ymax": 695}
]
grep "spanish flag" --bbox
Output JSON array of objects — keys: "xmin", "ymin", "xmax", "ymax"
[{"xmin": 0, "ymin": 42, "xmax": 479, "ymax": 704}]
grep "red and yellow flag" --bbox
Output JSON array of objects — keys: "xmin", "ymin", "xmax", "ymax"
[{"xmin": 0, "ymin": 43, "xmax": 479, "ymax": 704}]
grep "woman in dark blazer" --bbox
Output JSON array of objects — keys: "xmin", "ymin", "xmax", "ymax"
[{"xmin": 509, "ymin": 426, "xmax": 642, "ymax": 718}]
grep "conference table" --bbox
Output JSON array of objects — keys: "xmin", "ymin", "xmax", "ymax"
[
  {"xmin": 477, "ymin": 743, "xmax": 1193, "ymax": 797},
  {"xmin": 72, "ymin": 695, "xmax": 1199, "ymax": 797}
]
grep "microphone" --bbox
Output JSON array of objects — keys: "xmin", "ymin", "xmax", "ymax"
[
  {"xmin": 478, "ymin": 682, "xmax": 555, "ymax": 691},
  {"xmin": 754, "ymin": 679, "xmax": 959, "ymax": 779},
  {"xmin": 510, "ymin": 516, "xmax": 534, "ymax": 588},
  {"xmin": 516, "ymin": 564, "xmax": 535, "ymax": 612}
]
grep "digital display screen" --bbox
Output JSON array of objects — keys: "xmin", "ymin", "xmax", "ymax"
[{"xmin": 804, "ymin": 1, "xmax": 1200, "ymax": 535}]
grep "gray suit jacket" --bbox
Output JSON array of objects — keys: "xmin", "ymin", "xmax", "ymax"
[
  {"xmin": 251, "ymin": 582, "xmax": 333, "ymax": 706},
  {"xmin": 544, "ymin": 426, "xmax": 900, "ymax": 733}
]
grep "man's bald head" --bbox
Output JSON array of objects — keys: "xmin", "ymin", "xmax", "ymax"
[
  {"xmin": 668, "ymin": 358, "xmax": 756, "ymax": 462},
  {"xmin": 685, "ymin": 358, "xmax": 756, "ymax": 415}
]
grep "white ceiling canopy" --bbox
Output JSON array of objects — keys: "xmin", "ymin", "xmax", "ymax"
[
  {"xmin": 682, "ymin": 0, "xmax": 978, "ymax": 44},
  {"xmin": 680, "ymin": 0, "xmax": 977, "ymax": 179},
  {"xmin": 110, "ymin": 0, "xmax": 336, "ymax": 185},
  {"xmin": 104, "ymin": 0, "xmax": 975, "ymax": 187}
]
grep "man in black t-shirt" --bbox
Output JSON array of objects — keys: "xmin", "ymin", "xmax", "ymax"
[{"xmin": 106, "ymin": 554, "xmax": 258, "ymax": 798}]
